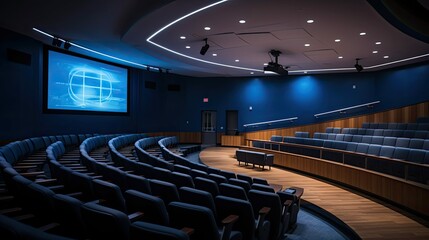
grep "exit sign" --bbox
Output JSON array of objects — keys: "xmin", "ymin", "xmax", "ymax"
[{"xmin": 203, "ymin": 98, "xmax": 209, "ymax": 102}]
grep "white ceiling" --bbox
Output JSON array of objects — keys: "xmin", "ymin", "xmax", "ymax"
[{"xmin": 1, "ymin": 0, "xmax": 428, "ymax": 77}]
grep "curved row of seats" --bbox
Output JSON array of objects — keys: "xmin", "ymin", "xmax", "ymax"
[
  {"xmin": 326, "ymin": 127, "xmax": 429, "ymax": 139},
  {"xmin": 361, "ymin": 122, "xmax": 429, "ymax": 130}
]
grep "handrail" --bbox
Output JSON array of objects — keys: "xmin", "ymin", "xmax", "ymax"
[
  {"xmin": 314, "ymin": 101, "xmax": 380, "ymax": 118},
  {"xmin": 243, "ymin": 117, "xmax": 298, "ymax": 128}
]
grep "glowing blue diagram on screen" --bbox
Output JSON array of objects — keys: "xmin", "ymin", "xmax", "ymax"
[{"xmin": 47, "ymin": 51, "xmax": 128, "ymax": 113}]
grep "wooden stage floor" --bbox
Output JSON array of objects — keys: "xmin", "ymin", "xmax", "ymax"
[{"xmin": 199, "ymin": 147, "xmax": 429, "ymax": 240}]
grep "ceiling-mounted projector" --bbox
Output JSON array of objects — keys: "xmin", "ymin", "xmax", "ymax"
[{"xmin": 263, "ymin": 50, "xmax": 288, "ymax": 75}]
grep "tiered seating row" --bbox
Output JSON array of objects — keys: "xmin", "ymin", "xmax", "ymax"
[{"xmin": 362, "ymin": 122, "xmax": 429, "ymax": 130}]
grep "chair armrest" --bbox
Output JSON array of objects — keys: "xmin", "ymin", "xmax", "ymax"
[
  {"xmin": 220, "ymin": 215, "xmax": 239, "ymax": 240},
  {"xmin": 128, "ymin": 211, "xmax": 144, "ymax": 222},
  {"xmin": 282, "ymin": 200, "xmax": 292, "ymax": 215}
]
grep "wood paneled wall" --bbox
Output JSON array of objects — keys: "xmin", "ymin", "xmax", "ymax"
[{"xmin": 243, "ymin": 101, "xmax": 429, "ymax": 140}]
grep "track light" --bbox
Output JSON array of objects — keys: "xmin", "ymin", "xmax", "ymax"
[
  {"xmin": 200, "ymin": 38, "xmax": 210, "ymax": 55},
  {"xmin": 64, "ymin": 41, "xmax": 71, "ymax": 50},
  {"xmin": 52, "ymin": 37, "xmax": 62, "ymax": 47},
  {"xmin": 355, "ymin": 58, "xmax": 363, "ymax": 72}
]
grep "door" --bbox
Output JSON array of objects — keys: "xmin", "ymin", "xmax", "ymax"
[
  {"xmin": 226, "ymin": 110, "xmax": 238, "ymax": 135},
  {"xmin": 201, "ymin": 111, "xmax": 217, "ymax": 145}
]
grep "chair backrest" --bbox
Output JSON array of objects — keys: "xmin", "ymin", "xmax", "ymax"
[
  {"xmin": 251, "ymin": 183, "xmax": 275, "ymax": 193},
  {"xmin": 92, "ymin": 179, "xmax": 127, "ymax": 212},
  {"xmin": 194, "ymin": 177, "xmax": 219, "ymax": 197},
  {"xmin": 168, "ymin": 202, "xmax": 220, "ymax": 240},
  {"xmin": 236, "ymin": 174, "xmax": 253, "ymax": 185},
  {"xmin": 81, "ymin": 202, "xmax": 130, "ymax": 240},
  {"xmin": 149, "ymin": 179, "xmax": 180, "ymax": 205},
  {"xmin": 124, "ymin": 190, "xmax": 169, "ymax": 225},
  {"xmin": 124, "ymin": 173, "xmax": 152, "ymax": 194},
  {"xmin": 208, "ymin": 173, "xmax": 228, "ymax": 185},
  {"xmin": 219, "ymin": 183, "xmax": 248, "ymax": 201},
  {"xmin": 52, "ymin": 194, "xmax": 85, "ymax": 238},
  {"xmin": 171, "ymin": 172, "xmax": 195, "ymax": 188},
  {"xmin": 131, "ymin": 221, "xmax": 190, "ymax": 240},
  {"xmin": 227, "ymin": 178, "xmax": 251, "ymax": 192},
  {"xmin": 179, "ymin": 187, "xmax": 217, "ymax": 216}
]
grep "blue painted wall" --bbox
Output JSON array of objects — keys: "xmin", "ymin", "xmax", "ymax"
[{"xmin": 1, "ymin": 28, "xmax": 428, "ymax": 142}]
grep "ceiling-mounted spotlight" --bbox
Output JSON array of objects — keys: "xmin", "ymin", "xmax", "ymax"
[
  {"xmin": 263, "ymin": 50, "xmax": 288, "ymax": 75},
  {"xmin": 52, "ymin": 37, "xmax": 62, "ymax": 47},
  {"xmin": 64, "ymin": 41, "xmax": 71, "ymax": 50},
  {"xmin": 200, "ymin": 38, "xmax": 210, "ymax": 55},
  {"xmin": 354, "ymin": 58, "xmax": 363, "ymax": 72}
]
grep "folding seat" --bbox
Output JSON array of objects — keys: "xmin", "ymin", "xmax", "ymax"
[
  {"xmin": 132, "ymin": 161, "xmax": 154, "ymax": 178},
  {"xmin": 253, "ymin": 178, "xmax": 269, "ymax": 185},
  {"xmin": 403, "ymin": 130, "xmax": 415, "ymax": 138},
  {"xmin": 418, "ymin": 123, "xmax": 429, "ymax": 131},
  {"xmin": 346, "ymin": 142, "xmax": 358, "ymax": 152},
  {"xmin": 101, "ymin": 165, "xmax": 127, "ymax": 189},
  {"xmin": 393, "ymin": 130, "xmax": 405, "ymax": 137},
  {"xmin": 378, "ymin": 123, "xmax": 388, "ymax": 129},
  {"xmin": 193, "ymin": 163, "xmax": 209, "ymax": 172},
  {"xmin": 362, "ymin": 123, "xmax": 370, "ymax": 128},
  {"xmin": 124, "ymin": 190, "xmax": 170, "ymax": 225},
  {"xmin": 208, "ymin": 173, "xmax": 228, "ymax": 185},
  {"xmin": 406, "ymin": 149, "xmax": 427, "ymax": 164},
  {"xmin": 81, "ymin": 202, "xmax": 132, "ymax": 240},
  {"xmin": 194, "ymin": 177, "xmax": 220, "ymax": 197},
  {"xmin": 0, "ymin": 214, "xmax": 72, "ymax": 240},
  {"xmin": 379, "ymin": 146, "xmax": 395, "ymax": 158},
  {"xmin": 219, "ymin": 170, "xmax": 236, "ymax": 180},
  {"xmin": 325, "ymin": 127, "xmax": 334, "ymax": 133},
  {"xmin": 52, "ymin": 194, "xmax": 86, "ymax": 239},
  {"xmin": 92, "ymin": 179, "xmax": 127, "ymax": 212},
  {"xmin": 332, "ymin": 141, "xmax": 348, "ymax": 150},
  {"xmin": 236, "ymin": 174, "xmax": 253, "ymax": 185},
  {"xmin": 190, "ymin": 168, "xmax": 209, "ymax": 179},
  {"xmin": 215, "ymin": 195, "xmax": 270, "ymax": 240},
  {"xmin": 351, "ymin": 135, "xmax": 363, "ymax": 143},
  {"xmin": 219, "ymin": 183, "xmax": 248, "ymax": 200},
  {"xmin": 373, "ymin": 129, "xmax": 384, "ymax": 136},
  {"xmin": 270, "ymin": 135, "xmax": 283, "ymax": 142},
  {"xmin": 383, "ymin": 129, "xmax": 393, "ymax": 137},
  {"xmin": 424, "ymin": 140, "xmax": 429, "ymax": 150},
  {"xmin": 371, "ymin": 136, "xmax": 384, "ymax": 145},
  {"xmin": 151, "ymin": 166, "xmax": 172, "ymax": 183},
  {"xmin": 367, "ymin": 145, "xmax": 381, "ymax": 156},
  {"xmin": 343, "ymin": 134, "xmax": 353, "ymax": 142},
  {"xmin": 425, "ymin": 152, "xmax": 429, "ymax": 164},
  {"xmin": 359, "ymin": 129, "xmax": 375, "ymax": 136},
  {"xmin": 332, "ymin": 128, "xmax": 341, "ymax": 134},
  {"xmin": 341, "ymin": 128, "xmax": 350, "ymax": 134},
  {"xmin": 228, "ymin": 178, "xmax": 251, "ymax": 192},
  {"xmin": 396, "ymin": 138, "xmax": 410, "ymax": 148},
  {"xmin": 323, "ymin": 140, "xmax": 335, "ymax": 149},
  {"xmin": 68, "ymin": 170, "xmax": 96, "ymax": 201},
  {"xmin": 0, "ymin": 145, "xmax": 17, "ymax": 164},
  {"xmin": 26, "ymin": 182, "xmax": 58, "ymax": 223},
  {"xmin": 277, "ymin": 191, "xmax": 300, "ymax": 229},
  {"xmin": 312, "ymin": 132, "xmax": 322, "ymax": 139},
  {"xmin": 414, "ymin": 131, "xmax": 428, "ymax": 139},
  {"xmin": 383, "ymin": 137, "xmax": 397, "ymax": 146},
  {"xmin": 407, "ymin": 123, "xmax": 418, "ymax": 130},
  {"xmin": 174, "ymin": 164, "xmax": 192, "ymax": 175},
  {"xmin": 368, "ymin": 123, "xmax": 378, "ymax": 129},
  {"xmin": 149, "ymin": 179, "xmax": 180, "ymax": 205},
  {"xmin": 349, "ymin": 128, "xmax": 358, "ymax": 135},
  {"xmin": 327, "ymin": 134, "xmax": 336, "ymax": 140},
  {"xmin": 248, "ymin": 189, "xmax": 289, "ymax": 240},
  {"xmin": 252, "ymin": 183, "xmax": 275, "ymax": 193},
  {"xmin": 358, "ymin": 128, "xmax": 368, "ymax": 135},
  {"xmin": 334, "ymin": 134, "xmax": 345, "ymax": 142},
  {"xmin": 171, "ymin": 172, "xmax": 195, "ymax": 188},
  {"xmin": 131, "ymin": 221, "xmax": 190, "ymax": 240},
  {"xmin": 356, "ymin": 143, "xmax": 370, "ymax": 154},
  {"xmin": 393, "ymin": 147, "xmax": 410, "ymax": 161},
  {"xmin": 124, "ymin": 173, "xmax": 151, "ymax": 194},
  {"xmin": 207, "ymin": 167, "xmax": 221, "ymax": 175},
  {"xmin": 361, "ymin": 136, "xmax": 372, "ymax": 144},
  {"xmin": 168, "ymin": 201, "xmax": 242, "ymax": 240},
  {"xmin": 387, "ymin": 123, "xmax": 397, "ymax": 129},
  {"xmin": 179, "ymin": 187, "xmax": 217, "ymax": 216},
  {"xmin": 409, "ymin": 138, "xmax": 425, "ymax": 149}
]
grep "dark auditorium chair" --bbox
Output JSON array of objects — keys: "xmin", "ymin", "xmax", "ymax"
[
  {"xmin": 149, "ymin": 179, "xmax": 180, "ymax": 205},
  {"xmin": 277, "ymin": 191, "xmax": 300, "ymax": 229},
  {"xmin": 124, "ymin": 189, "xmax": 170, "ymax": 225},
  {"xmin": 248, "ymin": 189, "xmax": 290, "ymax": 240},
  {"xmin": 52, "ymin": 194, "xmax": 86, "ymax": 239},
  {"xmin": 171, "ymin": 171, "xmax": 195, "ymax": 188},
  {"xmin": 383, "ymin": 137, "xmax": 397, "ymax": 146},
  {"xmin": 131, "ymin": 221, "xmax": 190, "ymax": 240},
  {"xmin": 219, "ymin": 183, "xmax": 248, "ymax": 201},
  {"xmin": 219, "ymin": 170, "xmax": 236, "ymax": 180},
  {"xmin": 208, "ymin": 173, "xmax": 228, "ymax": 185},
  {"xmin": 252, "ymin": 183, "xmax": 275, "ymax": 193},
  {"xmin": 179, "ymin": 187, "xmax": 217, "ymax": 216},
  {"xmin": 194, "ymin": 177, "xmax": 220, "ymax": 197},
  {"xmin": 253, "ymin": 177, "xmax": 269, "ymax": 185},
  {"xmin": 228, "ymin": 178, "xmax": 251, "ymax": 192},
  {"xmin": 236, "ymin": 174, "xmax": 253, "ymax": 185},
  {"xmin": 124, "ymin": 173, "xmax": 152, "ymax": 194},
  {"xmin": 379, "ymin": 146, "xmax": 395, "ymax": 158},
  {"xmin": 215, "ymin": 195, "xmax": 271, "ymax": 240},
  {"xmin": 168, "ymin": 201, "xmax": 242, "ymax": 240},
  {"xmin": 174, "ymin": 164, "xmax": 192, "ymax": 175},
  {"xmin": 207, "ymin": 167, "xmax": 222, "ymax": 175},
  {"xmin": 151, "ymin": 166, "xmax": 173, "ymax": 183},
  {"xmin": 190, "ymin": 168, "xmax": 209, "ymax": 179},
  {"xmin": 92, "ymin": 179, "xmax": 127, "ymax": 212},
  {"xmin": 393, "ymin": 147, "xmax": 410, "ymax": 161}
]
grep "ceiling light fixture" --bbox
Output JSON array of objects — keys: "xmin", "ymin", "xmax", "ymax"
[
  {"xmin": 359, "ymin": 32, "xmax": 366, "ymax": 36},
  {"xmin": 354, "ymin": 58, "xmax": 364, "ymax": 72},
  {"xmin": 307, "ymin": 19, "xmax": 314, "ymax": 23},
  {"xmin": 375, "ymin": 41, "xmax": 382, "ymax": 45},
  {"xmin": 338, "ymin": 56, "xmax": 343, "ymax": 59},
  {"xmin": 372, "ymin": 50, "xmax": 378, "ymax": 54},
  {"xmin": 185, "ymin": 46, "xmax": 191, "ymax": 49},
  {"xmin": 384, "ymin": 56, "xmax": 389, "ymax": 59},
  {"xmin": 180, "ymin": 36, "xmax": 186, "ymax": 39},
  {"xmin": 304, "ymin": 43, "xmax": 310, "ymax": 47},
  {"xmin": 235, "ymin": 59, "xmax": 240, "ymax": 62},
  {"xmin": 200, "ymin": 38, "xmax": 210, "ymax": 55},
  {"xmin": 212, "ymin": 53, "xmax": 217, "ymax": 56},
  {"xmin": 335, "ymin": 39, "xmax": 341, "ymax": 42},
  {"xmin": 263, "ymin": 50, "xmax": 288, "ymax": 75},
  {"xmin": 239, "ymin": 20, "xmax": 246, "ymax": 24},
  {"xmin": 204, "ymin": 27, "xmax": 211, "ymax": 30}
]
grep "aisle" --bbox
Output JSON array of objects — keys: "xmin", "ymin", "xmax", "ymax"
[{"xmin": 199, "ymin": 147, "xmax": 429, "ymax": 239}]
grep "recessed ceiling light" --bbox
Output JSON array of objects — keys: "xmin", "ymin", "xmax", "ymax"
[
  {"xmin": 338, "ymin": 56, "xmax": 343, "ymax": 59},
  {"xmin": 359, "ymin": 32, "xmax": 366, "ymax": 36},
  {"xmin": 304, "ymin": 43, "xmax": 310, "ymax": 47},
  {"xmin": 263, "ymin": 63, "xmax": 268, "ymax": 66},
  {"xmin": 335, "ymin": 39, "xmax": 341, "ymax": 42},
  {"xmin": 304, "ymin": 71, "xmax": 308, "ymax": 74},
  {"xmin": 307, "ymin": 19, "xmax": 314, "ymax": 23},
  {"xmin": 372, "ymin": 50, "xmax": 378, "ymax": 54},
  {"xmin": 204, "ymin": 27, "xmax": 211, "ymax": 31},
  {"xmin": 180, "ymin": 36, "xmax": 186, "ymax": 39},
  {"xmin": 383, "ymin": 55, "xmax": 389, "ymax": 59},
  {"xmin": 239, "ymin": 19, "xmax": 246, "ymax": 24},
  {"xmin": 250, "ymin": 72, "xmax": 254, "ymax": 74},
  {"xmin": 212, "ymin": 53, "xmax": 217, "ymax": 56},
  {"xmin": 235, "ymin": 59, "xmax": 240, "ymax": 62},
  {"xmin": 185, "ymin": 46, "xmax": 191, "ymax": 49},
  {"xmin": 375, "ymin": 41, "xmax": 382, "ymax": 45}
]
